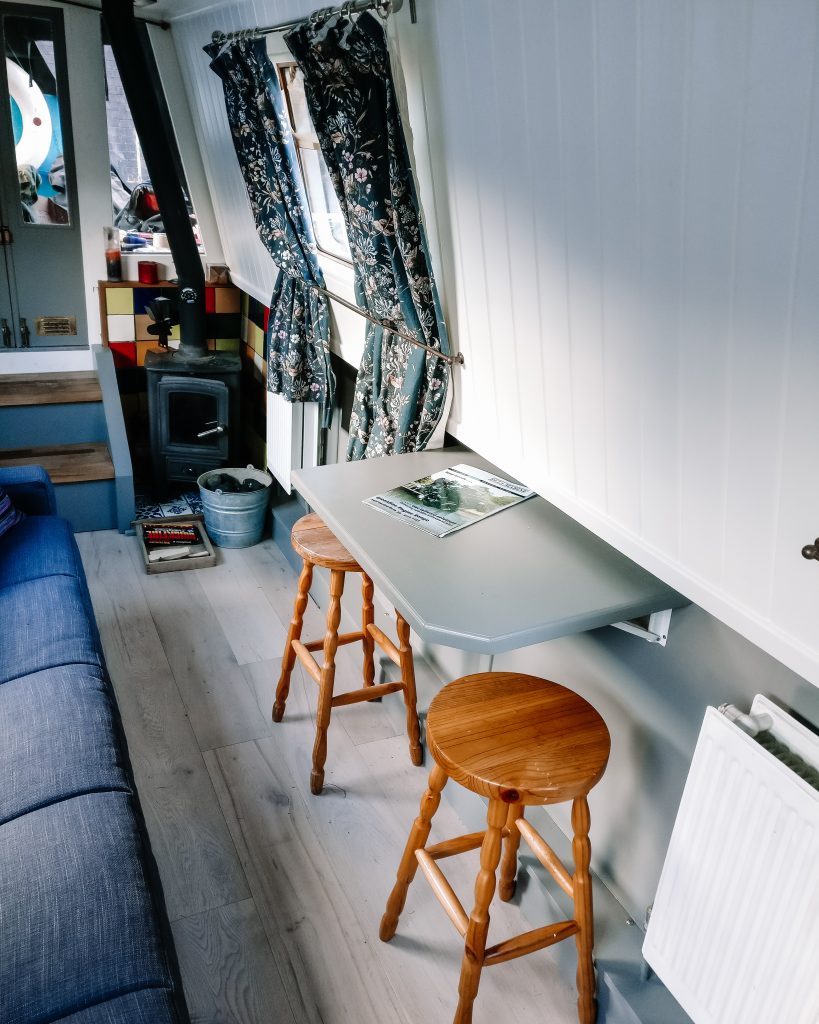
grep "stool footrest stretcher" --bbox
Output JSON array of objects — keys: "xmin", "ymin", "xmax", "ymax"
[
  {"xmin": 331, "ymin": 681, "xmax": 405, "ymax": 708},
  {"xmin": 367, "ymin": 622, "xmax": 402, "ymax": 666},
  {"xmin": 517, "ymin": 818, "xmax": 574, "ymax": 897},
  {"xmin": 425, "ymin": 831, "xmax": 487, "ymax": 860},
  {"xmin": 484, "ymin": 920, "xmax": 579, "ymax": 967},
  {"xmin": 416, "ymin": 849, "xmax": 469, "ymax": 937},
  {"xmin": 303, "ymin": 630, "xmax": 365, "ymax": 653},
  {"xmin": 292, "ymin": 640, "xmax": 321, "ymax": 683}
]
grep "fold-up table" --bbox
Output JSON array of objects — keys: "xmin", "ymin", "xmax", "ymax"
[{"xmin": 292, "ymin": 448, "xmax": 687, "ymax": 656}]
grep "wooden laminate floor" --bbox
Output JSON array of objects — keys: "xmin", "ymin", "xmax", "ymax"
[{"xmin": 77, "ymin": 531, "xmax": 577, "ymax": 1024}]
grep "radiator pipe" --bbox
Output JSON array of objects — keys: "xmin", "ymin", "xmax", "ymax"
[{"xmin": 718, "ymin": 703, "xmax": 774, "ymax": 737}]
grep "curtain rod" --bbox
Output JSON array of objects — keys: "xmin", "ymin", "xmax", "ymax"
[
  {"xmin": 302, "ymin": 275, "xmax": 464, "ymax": 366},
  {"xmin": 211, "ymin": 0, "xmax": 403, "ymax": 48}
]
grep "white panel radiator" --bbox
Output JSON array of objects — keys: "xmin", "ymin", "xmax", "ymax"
[
  {"xmin": 266, "ymin": 393, "xmax": 320, "ymax": 494},
  {"xmin": 643, "ymin": 696, "xmax": 819, "ymax": 1023}
]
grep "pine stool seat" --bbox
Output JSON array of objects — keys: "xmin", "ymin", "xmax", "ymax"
[
  {"xmin": 380, "ymin": 672, "xmax": 611, "ymax": 1024},
  {"xmin": 274, "ymin": 513, "xmax": 423, "ymax": 795}
]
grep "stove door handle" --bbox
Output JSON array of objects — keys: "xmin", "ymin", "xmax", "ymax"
[{"xmin": 197, "ymin": 421, "xmax": 226, "ymax": 439}]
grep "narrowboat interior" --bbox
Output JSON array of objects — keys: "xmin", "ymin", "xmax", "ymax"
[{"xmin": 1, "ymin": 1, "xmax": 818, "ymax": 1023}]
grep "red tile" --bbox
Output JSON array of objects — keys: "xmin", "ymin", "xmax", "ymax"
[
  {"xmin": 109, "ymin": 342, "xmax": 137, "ymax": 367},
  {"xmin": 263, "ymin": 306, "xmax": 270, "ymax": 332},
  {"xmin": 205, "ymin": 287, "xmax": 216, "ymax": 313}
]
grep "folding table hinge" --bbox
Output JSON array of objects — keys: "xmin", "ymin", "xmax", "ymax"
[{"xmin": 611, "ymin": 608, "xmax": 673, "ymax": 646}]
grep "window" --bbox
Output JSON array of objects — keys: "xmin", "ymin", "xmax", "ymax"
[
  {"xmin": 278, "ymin": 63, "xmax": 351, "ymax": 264},
  {"xmin": 4, "ymin": 12, "xmax": 72, "ymax": 226},
  {"xmin": 103, "ymin": 41, "xmax": 201, "ymax": 250}
]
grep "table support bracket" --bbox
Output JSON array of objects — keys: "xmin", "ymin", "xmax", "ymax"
[{"xmin": 611, "ymin": 608, "xmax": 673, "ymax": 646}]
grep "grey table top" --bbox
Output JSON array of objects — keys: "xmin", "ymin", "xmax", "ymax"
[{"xmin": 292, "ymin": 448, "xmax": 688, "ymax": 655}]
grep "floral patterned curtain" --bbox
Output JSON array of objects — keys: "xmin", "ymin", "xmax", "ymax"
[
  {"xmin": 205, "ymin": 38, "xmax": 334, "ymax": 425},
  {"xmin": 285, "ymin": 13, "xmax": 450, "ymax": 460}
]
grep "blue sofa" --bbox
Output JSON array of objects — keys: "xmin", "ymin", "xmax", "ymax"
[{"xmin": 0, "ymin": 466, "xmax": 189, "ymax": 1024}]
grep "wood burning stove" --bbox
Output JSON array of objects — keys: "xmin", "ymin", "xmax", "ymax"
[{"xmin": 145, "ymin": 347, "xmax": 241, "ymax": 488}]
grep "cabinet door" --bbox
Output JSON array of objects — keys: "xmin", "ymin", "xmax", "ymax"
[{"xmin": 0, "ymin": 5, "xmax": 86, "ymax": 349}]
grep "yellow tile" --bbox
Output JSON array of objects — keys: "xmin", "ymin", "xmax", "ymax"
[
  {"xmin": 169, "ymin": 324, "xmax": 180, "ymax": 341},
  {"xmin": 215, "ymin": 338, "xmax": 240, "ymax": 352},
  {"xmin": 215, "ymin": 287, "xmax": 240, "ymax": 313},
  {"xmin": 105, "ymin": 288, "xmax": 134, "ymax": 315},
  {"xmin": 248, "ymin": 322, "xmax": 264, "ymax": 355}
]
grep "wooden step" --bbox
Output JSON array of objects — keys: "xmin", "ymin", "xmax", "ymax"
[
  {"xmin": 0, "ymin": 442, "xmax": 114, "ymax": 484},
  {"xmin": 0, "ymin": 371, "xmax": 102, "ymax": 408}
]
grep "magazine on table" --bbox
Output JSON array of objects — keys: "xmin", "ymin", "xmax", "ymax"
[{"xmin": 363, "ymin": 463, "xmax": 535, "ymax": 538}]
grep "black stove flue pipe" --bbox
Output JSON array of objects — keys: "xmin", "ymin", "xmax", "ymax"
[{"xmin": 102, "ymin": 0, "xmax": 206, "ymax": 352}]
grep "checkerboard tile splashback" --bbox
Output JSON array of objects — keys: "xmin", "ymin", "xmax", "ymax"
[{"xmin": 99, "ymin": 281, "xmax": 242, "ymax": 368}]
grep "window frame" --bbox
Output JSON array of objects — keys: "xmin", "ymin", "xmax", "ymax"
[{"xmin": 276, "ymin": 60, "xmax": 353, "ymax": 270}]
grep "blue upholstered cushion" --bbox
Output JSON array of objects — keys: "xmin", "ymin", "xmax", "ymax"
[
  {"xmin": 0, "ymin": 792, "xmax": 177, "ymax": 1024},
  {"xmin": 0, "ymin": 575, "xmax": 103, "ymax": 685},
  {"xmin": 0, "ymin": 665, "xmax": 132, "ymax": 826},
  {"xmin": 0, "ymin": 516, "xmax": 83, "ymax": 590},
  {"xmin": 51, "ymin": 989, "xmax": 181, "ymax": 1023}
]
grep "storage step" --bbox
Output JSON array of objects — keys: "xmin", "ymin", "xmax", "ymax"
[
  {"xmin": 0, "ymin": 442, "xmax": 118, "ymax": 533},
  {"xmin": 0, "ymin": 371, "xmax": 107, "ymax": 446},
  {"xmin": 0, "ymin": 442, "xmax": 114, "ymax": 483},
  {"xmin": 0, "ymin": 371, "xmax": 102, "ymax": 407}
]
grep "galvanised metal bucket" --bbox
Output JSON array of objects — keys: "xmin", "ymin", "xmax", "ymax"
[{"xmin": 197, "ymin": 465, "xmax": 272, "ymax": 548}]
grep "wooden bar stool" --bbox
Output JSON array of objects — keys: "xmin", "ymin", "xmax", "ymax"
[
  {"xmin": 273, "ymin": 513, "xmax": 423, "ymax": 794},
  {"xmin": 380, "ymin": 672, "xmax": 611, "ymax": 1024}
]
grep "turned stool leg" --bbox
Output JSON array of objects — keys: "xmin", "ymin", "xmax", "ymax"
[
  {"xmin": 310, "ymin": 568, "xmax": 345, "ymax": 795},
  {"xmin": 572, "ymin": 795, "xmax": 597, "ymax": 1024},
  {"xmin": 380, "ymin": 762, "xmax": 448, "ymax": 941},
  {"xmin": 361, "ymin": 573, "xmax": 376, "ymax": 691},
  {"xmin": 454, "ymin": 799, "xmax": 508, "ymax": 1024},
  {"xmin": 396, "ymin": 612, "xmax": 423, "ymax": 766},
  {"xmin": 498, "ymin": 804, "xmax": 524, "ymax": 902},
  {"xmin": 273, "ymin": 559, "xmax": 313, "ymax": 722}
]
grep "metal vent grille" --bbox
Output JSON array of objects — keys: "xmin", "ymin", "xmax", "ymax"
[{"xmin": 36, "ymin": 316, "xmax": 77, "ymax": 336}]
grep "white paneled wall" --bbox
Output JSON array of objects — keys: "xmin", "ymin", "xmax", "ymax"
[
  {"xmin": 407, "ymin": 0, "xmax": 819, "ymax": 686},
  {"xmin": 169, "ymin": 0, "xmax": 819, "ymax": 685}
]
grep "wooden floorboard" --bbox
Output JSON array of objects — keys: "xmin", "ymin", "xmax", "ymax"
[
  {"xmin": 0, "ymin": 441, "xmax": 113, "ymax": 483},
  {"xmin": 172, "ymin": 899, "xmax": 299, "ymax": 1024},
  {"xmin": 0, "ymin": 370, "xmax": 101, "ymax": 407},
  {"xmin": 77, "ymin": 531, "xmax": 250, "ymax": 922},
  {"xmin": 80, "ymin": 529, "xmax": 576, "ymax": 1024},
  {"xmin": 134, "ymin": 561, "xmax": 273, "ymax": 751}
]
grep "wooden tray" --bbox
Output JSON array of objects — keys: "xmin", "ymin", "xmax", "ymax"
[{"xmin": 133, "ymin": 514, "xmax": 217, "ymax": 574}]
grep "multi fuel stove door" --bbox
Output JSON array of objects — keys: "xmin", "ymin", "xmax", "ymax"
[{"xmin": 157, "ymin": 375, "xmax": 229, "ymax": 482}]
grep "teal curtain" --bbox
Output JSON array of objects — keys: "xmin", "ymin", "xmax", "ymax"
[
  {"xmin": 206, "ymin": 37, "xmax": 334, "ymax": 425},
  {"xmin": 286, "ymin": 13, "xmax": 450, "ymax": 460}
]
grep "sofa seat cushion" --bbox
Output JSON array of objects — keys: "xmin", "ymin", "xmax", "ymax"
[
  {"xmin": 0, "ymin": 665, "xmax": 132, "ymax": 826},
  {"xmin": 0, "ymin": 575, "xmax": 103, "ymax": 685},
  {"xmin": 52, "ymin": 988, "xmax": 182, "ymax": 1024},
  {"xmin": 0, "ymin": 792, "xmax": 178, "ymax": 1024},
  {"xmin": 0, "ymin": 516, "xmax": 82, "ymax": 591}
]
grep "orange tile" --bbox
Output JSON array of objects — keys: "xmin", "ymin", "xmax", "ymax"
[
  {"xmin": 135, "ymin": 314, "xmax": 153, "ymax": 341},
  {"xmin": 215, "ymin": 287, "xmax": 240, "ymax": 313},
  {"xmin": 135, "ymin": 341, "xmax": 165, "ymax": 366}
]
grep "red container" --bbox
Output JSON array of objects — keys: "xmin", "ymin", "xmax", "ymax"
[{"xmin": 138, "ymin": 260, "xmax": 159, "ymax": 285}]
